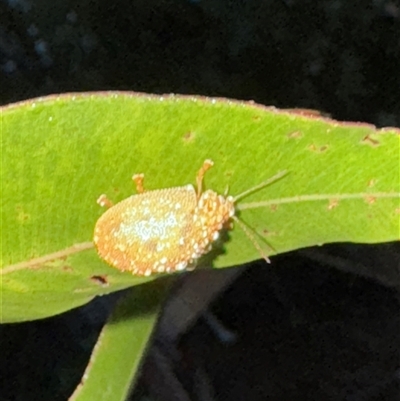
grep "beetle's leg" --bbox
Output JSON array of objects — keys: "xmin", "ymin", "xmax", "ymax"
[
  {"xmin": 196, "ymin": 159, "xmax": 214, "ymax": 199},
  {"xmin": 97, "ymin": 194, "xmax": 114, "ymax": 208},
  {"xmin": 132, "ymin": 173, "xmax": 145, "ymax": 193}
]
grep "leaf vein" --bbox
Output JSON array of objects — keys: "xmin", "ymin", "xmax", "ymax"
[{"xmin": 238, "ymin": 192, "xmax": 400, "ymax": 210}]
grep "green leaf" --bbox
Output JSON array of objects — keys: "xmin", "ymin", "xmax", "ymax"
[
  {"xmin": 2, "ymin": 93, "xmax": 399, "ymax": 322},
  {"xmin": 68, "ymin": 282, "xmax": 169, "ymax": 401}
]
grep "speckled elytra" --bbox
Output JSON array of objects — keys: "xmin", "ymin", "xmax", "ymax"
[{"xmin": 93, "ymin": 160, "xmax": 286, "ymax": 276}]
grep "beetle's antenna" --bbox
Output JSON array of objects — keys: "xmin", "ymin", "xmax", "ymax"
[
  {"xmin": 232, "ymin": 216, "xmax": 271, "ymax": 263},
  {"xmin": 224, "ymin": 184, "xmax": 230, "ymax": 197},
  {"xmin": 233, "ymin": 170, "xmax": 288, "ymax": 203}
]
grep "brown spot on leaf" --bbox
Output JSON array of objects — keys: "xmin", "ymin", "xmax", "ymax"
[
  {"xmin": 270, "ymin": 204, "xmax": 278, "ymax": 211},
  {"xmin": 328, "ymin": 199, "xmax": 339, "ymax": 210},
  {"xmin": 361, "ymin": 134, "xmax": 380, "ymax": 147},
  {"xmin": 309, "ymin": 144, "xmax": 329, "ymax": 153},
  {"xmin": 262, "ymin": 229, "xmax": 278, "ymax": 237},
  {"xmin": 17, "ymin": 211, "xmax": 30, "ymax": 222},
  {"xmin": 365, "ymin": 196, "xmax": 376, "ymax": 204},
  {"xmin": 287, "ymin": 131, "xmax": 302, "ymax": 139},
  {"xmin": 90, "ymin": 275, "xmax": 109, "ymax": 287},
  {"xmin": 183, "ymin": 131, "xmax": 195, "ymax": 142},
  {"xmin": 15, "ymin": 205, "xmax": 31, "ymax": 222}
]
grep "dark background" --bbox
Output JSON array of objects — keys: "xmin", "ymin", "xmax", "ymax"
[{"xmin": 1, "ymin": 0, "xmax": 399, "ymax": 400}]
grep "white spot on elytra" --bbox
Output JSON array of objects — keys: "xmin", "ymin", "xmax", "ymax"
[{"xmin": 115, "ymin": 212, "xmax": 179, "ymax": 242}]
